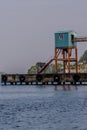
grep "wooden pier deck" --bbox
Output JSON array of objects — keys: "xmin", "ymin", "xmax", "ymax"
[{"xmin": 1, "ymin": 73, "xmax": 87, "ymax": 85}]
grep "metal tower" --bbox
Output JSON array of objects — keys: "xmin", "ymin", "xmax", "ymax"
[{"xmin": 37, "ymin": 31, "xmax": 87, "ymax": 74}]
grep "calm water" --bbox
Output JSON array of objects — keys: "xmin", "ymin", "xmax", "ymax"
[{"xmin": 0, "ymin": 85, "xmax": 87, "ymax": 130}]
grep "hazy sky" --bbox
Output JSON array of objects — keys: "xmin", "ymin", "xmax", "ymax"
[{"xmin": 0, "ymin": 0, "xmax": 87, "ymax": 73}]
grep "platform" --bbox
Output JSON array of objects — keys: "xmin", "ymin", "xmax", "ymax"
[{"xmin": 1, "ymin": 73, "xmax": 87, "ymax": 85}]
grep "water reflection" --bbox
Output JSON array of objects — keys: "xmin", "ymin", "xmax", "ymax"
[{"xmin": 54, "ymin": 85, "xmax": 78, "ymax": 91}]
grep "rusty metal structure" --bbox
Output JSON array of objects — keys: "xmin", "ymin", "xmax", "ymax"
[
  {"xmin": 72, "ymin": 37, "xmax": 87, "ymax": 42},
  {"xmin": 54, "ymin": 47, "xmax": 78, "ymax": 73},
  {"xmin": 1, "ymin": 31, "xmax": 87, "ymax": 86},
  {"xmin": 37, "ymin": 31, "xmax": 87, "ymax": 74},
  {"xmin": 54, "ymin": 36, "xmax": 87, "ymax": 73}
]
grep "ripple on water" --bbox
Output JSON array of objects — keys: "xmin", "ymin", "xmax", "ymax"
[{"xmin": 0, "ymin": 85, "xmax": 87, "ymax": 130}]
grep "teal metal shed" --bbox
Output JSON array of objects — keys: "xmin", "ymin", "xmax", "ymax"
[{"xmin": 55, "ymin": 31, "xmax": 77, "ymax": 48}]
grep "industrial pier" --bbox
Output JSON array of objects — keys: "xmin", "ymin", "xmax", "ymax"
[
  {"xmin": 1, "ymin": 73, "xmax": 87, "ymax": 86},
  {"xmin": 1, "ymin": 31, "xmax": 87, "ymax": 86}
]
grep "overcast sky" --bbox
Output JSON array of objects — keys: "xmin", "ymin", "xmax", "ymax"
[{"xmin": 0, "ymin": 0, "xmax": 87, "ymax": 73}]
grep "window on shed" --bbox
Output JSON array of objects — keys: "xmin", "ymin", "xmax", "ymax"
[{"xmin": 59, "ymin": 33, "xmax": 64, "ymax": 40}]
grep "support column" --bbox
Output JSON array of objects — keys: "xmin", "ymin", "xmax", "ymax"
[
  {"xmin": 75, "ymin": 47, "xmax": 78, "ymax": 72},
  {"xmin": 62, "ymin": 50, "xmax": 66, "ymax": 73},
  {"xmin": 67, "ymin": 48, "xmax": 70, "ymax": 73},
  {"xmin": 54, "ymin": 48, "xmax": 58, "ymax": 73}
]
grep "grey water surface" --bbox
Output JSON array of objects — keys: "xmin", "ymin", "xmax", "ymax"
[{"xmin": 0, "ymin": 85, "xmax": 87, "ymax": 130}]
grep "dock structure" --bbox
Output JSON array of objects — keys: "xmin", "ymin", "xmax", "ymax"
[
  {"xmin": 1, "ymin": 73, "xmax": 87, "ymax": 85},
  {"xmin": 1, "ymin": 31, "xmax": 87, "ymax": 86}
]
